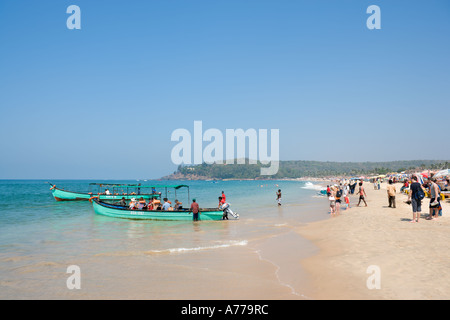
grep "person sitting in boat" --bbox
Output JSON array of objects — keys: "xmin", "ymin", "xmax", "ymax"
[
  {"xmin": 118, "ymin": 197, "xmax": 127, "ymax": 207},
  {"xmin": 105, "ymin": 189, "xmax": 111, "ymax": 195},
  {"xmin": 129, "ymin": 198, "xmax": 138, "ymax": 210},
  {"xmin": 153, "ymin": 199, "xmax": 161, "ymax": 210},
  {"xmin": 162, "ymin": 198, "xmax": 171, "ymax": 211},
  {"xmin": 137, "ymin": 197, "xmax": 147, "ymax": 210},
  {"xmin": 146, "ymin": 198, "xmax": 153, "ymax": 210},
  {"xmin": 174, "ymin": 199, "xmax": 182, "ymax": 210}
]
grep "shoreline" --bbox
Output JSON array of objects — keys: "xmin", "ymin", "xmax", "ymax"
[{"xmin": 296, "ymin": 181, "xmax": 450, "ymax": 299}]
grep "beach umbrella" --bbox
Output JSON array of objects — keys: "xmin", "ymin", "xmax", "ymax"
[
  {"xmin": 417, "ymin": 174, "xmax": 424, "ymax": 184},
  {"xmin": 420, "ymin": 172, "xmax": 429, "ymax": 179},
  {"xmin": 434, "ymin": 169, "xmax": 450, "ymax": 177}
]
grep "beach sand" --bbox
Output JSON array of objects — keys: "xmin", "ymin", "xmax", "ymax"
[{"xmin": 296, "ymin": 181, "xmax": 450, "ymax": 300}]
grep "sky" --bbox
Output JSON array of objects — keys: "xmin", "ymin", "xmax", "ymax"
[{"xmin": 0, "ymin": 0, "xmax": 449, "ymax": 179}]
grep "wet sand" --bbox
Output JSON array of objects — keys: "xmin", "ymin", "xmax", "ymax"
[{"xmin": 296, "ymin": 182, "xmax": 450, "ymax": 299}]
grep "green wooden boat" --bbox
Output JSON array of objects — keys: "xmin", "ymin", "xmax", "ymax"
[
  {"xmin": 91, "ymin": 198, "xmax": 225, "ymax": 221},
  {"xmin": 90, "ymin": 184, "xmax": 233, "ymax": 221},
  {"xmin": 49, "ymin": 183, "xmax": 161, "ymax": 202}
]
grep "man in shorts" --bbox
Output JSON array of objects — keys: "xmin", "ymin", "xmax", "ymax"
[
  {"xmin": 356, "ymin": 182, "xmax": 367, "ymax": 207},
  {"xmin": 276, "ymin": 189, "xmax": 282, "ymax": 206}
]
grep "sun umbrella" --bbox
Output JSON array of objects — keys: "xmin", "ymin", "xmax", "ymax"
[
  {"xmin": 417, "ymin": 174, "xmax": 424, "ymax": 185},
  {"xmin": 413, "ymin": 173, "xmax": 424, "ymax": 184},
  {"xmin": 420, "ymin": 171, "xmax": 429, "ymax": 179},
  {"xmin": 434, "ymin": 169, "xmax": 450, "ymax": 177}
]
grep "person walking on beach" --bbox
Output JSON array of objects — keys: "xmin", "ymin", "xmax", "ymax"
[
  {"xmin": 349, "ymin": 180, "xmax": 356, "ymax": 194},
  {"xmin": 335, "ymin": 187, "xmax": 342, "ymax": 215},
  {"xmin": 427, "ymin": 178, "xmax": 441, "ymax": 220},
  {"xmin": 407, "ymin": 175, "xmax": 423, "ymax": 223},
  {"xmin": 356, "ymin": 182, "xmax": 367, "ymax": 207},
  {"xmin": 190, "ymin": 198, "xmax": 200, "ymax": 221},
  {"xmin": 387, "ymin": 180, "xmax": 396, "ymax": 208},
  {"xmin": 343, "ymin": 183, "xmax": 350, "ymax": 209},
  {"xmin": 276, "ymin": 189, "xmax": 282, "ymax": 206},
  {"xmin": 329, "ymin": 192, "xmax": 336, "ymax": 215}
]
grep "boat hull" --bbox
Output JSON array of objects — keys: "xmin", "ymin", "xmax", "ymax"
[
  {"xmin": 92, "ymin": 199, "xmax": 224, "ymax": 221},
  {"xmin": 51, "ymin": 187, "xmax": 157, "ymax": 201}
]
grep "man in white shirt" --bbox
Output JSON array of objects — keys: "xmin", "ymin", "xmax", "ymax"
[{"xmin": 162, "ymin": 198, "xmax": 171, "ymax": 211}]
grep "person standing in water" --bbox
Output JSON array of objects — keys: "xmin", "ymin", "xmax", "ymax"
[
  {"xmin": 190, "ymin": 199, "xmax": 200, "ymax": 221},
  {"xmin": 276, "ymin": 189, "xmax": 282, "ymax": 206}
]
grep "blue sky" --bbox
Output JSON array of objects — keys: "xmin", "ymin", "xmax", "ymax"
[{"xmin": 0, "ymin": 0, "xmax": 449, "ymax": 179}]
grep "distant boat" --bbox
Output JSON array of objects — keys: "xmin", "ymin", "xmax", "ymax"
[{"xmin": 48, "ymin": 183, "xmax": 160, "ymax": 202}]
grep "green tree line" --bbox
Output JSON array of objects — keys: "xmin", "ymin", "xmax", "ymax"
[{"xmin": 174, "ymin": 160, "xmax": 450, "ymax": 180}]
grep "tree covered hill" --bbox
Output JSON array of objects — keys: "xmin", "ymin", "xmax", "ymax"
[{"xmin": 162, "ymin": 159, "xmax": 450, "ymax": 180}]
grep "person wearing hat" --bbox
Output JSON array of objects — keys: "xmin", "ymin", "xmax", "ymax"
[
  {"xmin": 190, "ymin": 198, "xmax": 200, "ymax": 221},
  {"xmin": 129, "ymin": 198, "xmax": 137, "ymax": 210}
]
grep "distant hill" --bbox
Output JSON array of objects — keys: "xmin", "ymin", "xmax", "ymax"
[{"xmin": 161, "ymin": 160, "xmax": 450, "ymax": 180}]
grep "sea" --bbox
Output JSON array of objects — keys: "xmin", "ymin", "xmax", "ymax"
[{"xmin": 0, "ymin": 179, "xmax": 330, "ymax": 300}]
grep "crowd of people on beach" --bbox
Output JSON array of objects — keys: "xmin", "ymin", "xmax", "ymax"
[
  {"xmin": 325, "ymin": 180, "xmax": 362, "ymax": 216},
  {"xmin": 322, "ymin": 172, "xmax": 448, "ymax": 222}
]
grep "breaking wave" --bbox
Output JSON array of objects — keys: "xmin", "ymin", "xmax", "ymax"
[
  {"xmin": 144, "ymin": 240, "xmax": 249, "ymax": 255},
  {"xmin": 301, "ymin": 182, "xmax": 325, "ymax": 191}
]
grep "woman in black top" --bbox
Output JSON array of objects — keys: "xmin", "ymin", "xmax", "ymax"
[{"xmin": 408, "ymin": 176, "xmax": 423, "ymax": 223}]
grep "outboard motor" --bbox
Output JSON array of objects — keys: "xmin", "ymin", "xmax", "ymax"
[{"xmin": 221, "ymin": 202, "xmax": 239, "ymax": 219}]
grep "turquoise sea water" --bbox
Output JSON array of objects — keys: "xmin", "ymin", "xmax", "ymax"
[{"xmin": 0, "ymin": 179, "xmax": 330, "ymax": 299}]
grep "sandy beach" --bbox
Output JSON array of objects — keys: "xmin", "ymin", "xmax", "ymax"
[{"xmin": 296, "ymin": 181, "xmax": 450, "ymax": 300}]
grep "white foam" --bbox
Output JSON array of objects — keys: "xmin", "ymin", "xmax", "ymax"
[
  {"xmin": 148, "ymin": 240, "xmax": 248, "ymax": 255},
  {"xmin": 301, "ymin": 182, "xmax": 325, "ymax": 191}
]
